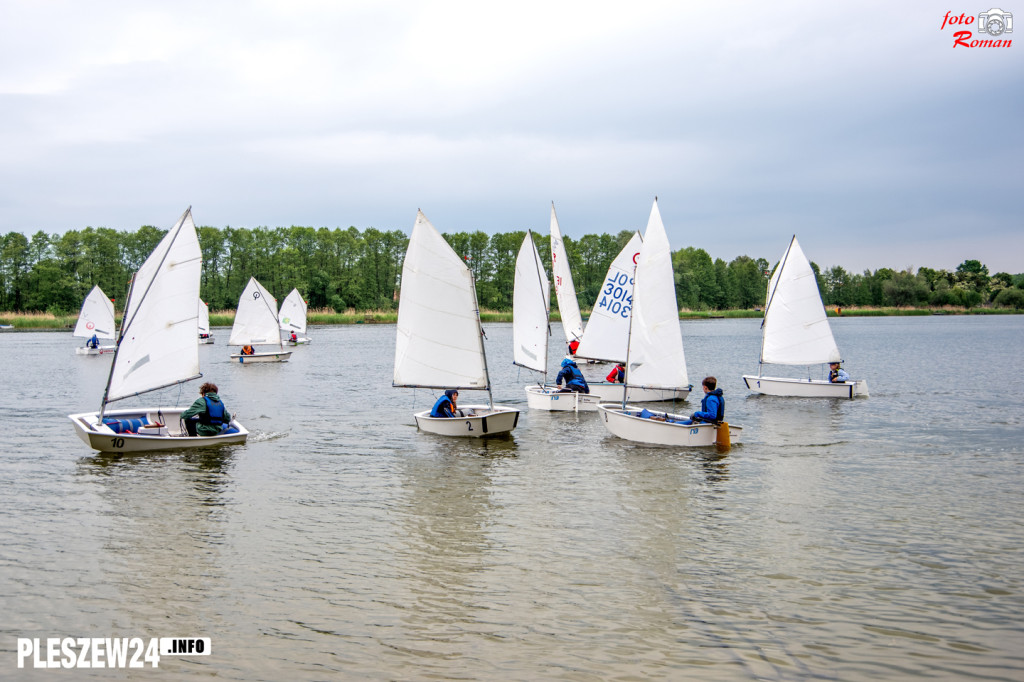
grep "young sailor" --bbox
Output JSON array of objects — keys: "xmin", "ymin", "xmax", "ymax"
[
  {"xmin": 606, "ymin": 363, "xmax": 625, "ymax": 383},
  {"xmin": 430, "ymin": 390, "xmax": 459, "ymax": 418},
  {"xmin": 689, "ymin": 376, "xmax": 724, "ymax": 424},
  {"xmin": 828, "ymin": 361, "xmax": 850, "ymax": 383},
  {"xmin": 182, "ymin": 382, "xmax": 233, "ymax": 436},
  {"xmin": 556, "ymin": 358, "xmax": 590, "ymax": 393}
]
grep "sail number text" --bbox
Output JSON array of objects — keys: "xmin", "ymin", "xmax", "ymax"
[{"xmin": 596, "ymin": 272, "xmax": 633, "ymax": 318}]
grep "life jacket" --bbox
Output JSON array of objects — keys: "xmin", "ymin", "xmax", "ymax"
[
  {"xmin": 200, "ymin": 396, "xmax": 226, "ymax": 427},
  {"xmin": 606, "ymin": 365, "xmax": 625, "ymax": 383},
  {"xmin": 568, "ymin": 339, "xmax": 580, "ymax": 355},
  {"xmin": 430, "ymin": 394, "xmax": 455, "ymax": 418},
  {"xmin": 701, "ymin": 389, "xmax": 725, "ymax": 422},
  {"xmin": 241, "ymin": 345, "xmax": 254, "ymax": 355}
]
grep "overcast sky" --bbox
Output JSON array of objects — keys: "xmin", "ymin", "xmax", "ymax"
[{"xmin": 1, "ymin": 0, "xmax": 1021, "ymax": 273}]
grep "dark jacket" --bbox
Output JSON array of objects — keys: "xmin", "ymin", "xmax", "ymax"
[
  {"xmin": 691, "ymin": 389, "xmax": 724, "ymax": 423},
  {"xmin": 556, "ymin": 360, "xmax": 589, "ymax": 393},
  {"xmin": 181, "ymin": 392, "xmax": 232, "ymax": 436}
]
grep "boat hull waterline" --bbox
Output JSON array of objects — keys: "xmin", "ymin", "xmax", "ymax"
[
  {"xmin": 75, "ymin": 346, "xmax": 116, "ymax": 356},
  {"xmin": 597, "ymin": 404, "xmax": 742, "ymax": 447},
  {"xmin": 69, "ymin": 407, "xmax": 248, "ymax": 453},
  {"xmin": 413, "ymin": 405, "xmax": 520, "ymax": 437},
  {"xmin": 231, "ymin": 351, "xmax": 292, "ymax": 363},
  {"xmin": 742, "ymin": 375, "xmax": 869, "ymax": 399},
  {"xmin": 525, "ymin": 386, "xmax": 603, "ymax": 412}
]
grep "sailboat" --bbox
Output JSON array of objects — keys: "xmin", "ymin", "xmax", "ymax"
[
  {"xmin": 548, "ymin": 203, "xmax": 585, "ymax": 356},
  {"xmin": 73, "ymin": 285, "xmax": 117, "ymax": 355},
  {"xmin": 69, "ymin": 208, "xmax": 248, "ymax": 452},
  {"xmin": 518, "ymin": 231, "xmax": 601, "ymax": 411},
  {"xmin": 279, "ymin": 288, "xmax": 311, "ymax": 345},
  {"xmin": 394, "ymin": 210, "xmax": 520, "ymax": 437},
  {"xmin": 741, "ymin": 236, "xmax": 868, "ymax": 398},
  {"xmin": 198, "ymin": 299, "xmax": 215, "ymax": 344},
  {"xmin": 570, "ymin": 232, "xmax": 690, "ymax": 403},
  {"xmin": 228, "ymin": 278, "xmax": 292, "ymax": 363},
  {"xmin": 598, "ymin": 200, "xmax": 742, "ymax": 447}
]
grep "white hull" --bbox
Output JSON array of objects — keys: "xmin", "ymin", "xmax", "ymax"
[
  {"xmin": 525, "ymin": 386, "xmax": 603, "ymax": 411},
  {"xmin": 68, "ymin": 407, "xmax": 248, "ymax": 453},
  {"xmin": 597, "ymin": 404, "xmax": 742, "ymax": 447},
  {"xmin": 75, "ymin": 346, "xmax": 116, "ymax": 356},
  {"xmin": 230, "ymin": 350, "xmax": 292, "ymax": 363},
  {"xmin": 285, "ymin": 337, "xmax": 311, "ymax": 345},
  {"xmin": 742, "ymin": 375, "xmax": 869, "ymax": 399},
  {"xmin": 413, "ymin": 404, "xmax": 520, "ymax": 437},
  {"xmin": 584, "ymin": 381, "xmax": 691, "ymax": 403},
  {"xmin": 198, "ymin": 337, "xmax": 215, "ymax": 345}
]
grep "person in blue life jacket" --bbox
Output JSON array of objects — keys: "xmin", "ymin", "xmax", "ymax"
[
  {"xmin": 688, "ymin": 376, "xmax": 724, "ymax": 424},
  {"xmin": 87, "ymin": 333, "xmax": 99, "ymax": 349},
  {"xmin": 556, "ymin": 357, "xmax": 590, "ymax": 393},
  {"xmin": 828, "ymin": 361, "xmax": 850, "ymax": 383},
  {"xmin": 181, "ymin": 382, "xmax": 232, "ymax": 436},
  {"xmin": 430, "ymin": 389, "xmax": 459, "ymax": 418}
]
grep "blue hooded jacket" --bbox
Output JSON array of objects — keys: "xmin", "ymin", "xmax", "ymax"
[
  {"xmin": 691, "ymin": 388, "xmax": 724, "ymax": 423},
  {"xmin": 556, "ymin": 359, "xmax": 589, "ymax": 393}
]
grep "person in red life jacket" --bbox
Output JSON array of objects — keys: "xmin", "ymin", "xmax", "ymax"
[
  {"xmin": 606, "ymin": 363, "xmax": 625, "ymax": 383},
  {"xmin": 182, "ymin": 382, "xmax": 232, "ymax": 436},
  {"xmin": 290, "ymin": 332, "xmax": 298, "ymax": 343},
  {"xmin": 241, "ymin": 345, "xmax": 254, "ymax": 355},
  {"xmin": 568, "ymin": 339, "xmax": 580, "ymax": 355}
]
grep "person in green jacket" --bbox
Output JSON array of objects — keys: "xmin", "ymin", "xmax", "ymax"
[{"xmin": 181, "ymin": 382, "xmax": 232, "ymax": 436}]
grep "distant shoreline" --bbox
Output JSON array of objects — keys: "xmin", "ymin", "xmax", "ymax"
[{"xmin": 1, "ymin": 306, "xmax": 1018, "ymax": 331}]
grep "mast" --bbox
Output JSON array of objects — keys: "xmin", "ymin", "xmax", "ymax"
[{"xmin": 467, "ymin": 267, "xmax": 493, "ymax": 410}]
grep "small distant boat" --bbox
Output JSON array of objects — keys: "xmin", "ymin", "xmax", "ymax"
[
  {"xmin": 228, "ymin": 278, "xmax": 292, "ymax": 363},
  {"xmin": 73, "ymin": 285, "xmax": 117, "ymax": 355},
  {"xmin": 394, "ymin": 210, "xmax": 520, "ymax": 437},
  {"xmin": 279, "ymin": 288, "xmax": 311, "ymax": 345},
  {"xmin": 69, "ymin": 208, "xmax": 248, "ymax": 452},
  {"xmin": 741, "ymin": 236, "xmax": 868, "ymax": 399},
  {"xmin": 598, "ymin": 199, "xmax": 740, "ymax": 447},
  {"xmin": 0, "ymin": 324, "xmax": 12, "ymax": 330},
  {"xmin": 198, "ymin": 299, "xmax": 215, "ymax": 344},
  {"xmin": 516, "ymin": 230, "xmax": 602, "ymax": 412}
]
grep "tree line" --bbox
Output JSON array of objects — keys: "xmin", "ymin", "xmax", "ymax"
[{"xmin": 1, "ymin": 225, "xmax": 1022, "ymax": 315}]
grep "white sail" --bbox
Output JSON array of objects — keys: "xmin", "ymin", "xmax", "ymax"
[
  {"xmin": 107, "ymin": 208, "xmax": 202, "ymax": 402},
  {"xmin": 574, "ymin": 231, "xmax": 643, "ymax": 363},
  {"xmin": 625, "ymin": 200, "xmax": 689, "ymax": 391},
  {"xmin": 279, "ymin": 288, "xmax": 308, "ymax": 334},
  {"xmin": 228, "ymin": 277, "xmax": 283, "ymax": 348},
  {"xmin": 73, "ymin": 285, "xmax": 116, "ymax": 340},
  {"xmin": 549, "ymin": 203, "xmax": 584, "ymax": 346},
  {"xmin": 394, "ymin": 210, "xmax": 488, "ymax": 390},
  {"xmin": 760, "ymin": 236, "xmax": 841, "ymax": 365},
  {"xmin": 512, "ymin": 231, "xmax": 550, "ymax": 375},
  {"xmin": 198, "ymin": 299, "xmax": 211, "ymax": 336}
]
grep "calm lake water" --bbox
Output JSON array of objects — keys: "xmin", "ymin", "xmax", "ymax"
[{"xmin": 1, "ymin": 316, "xmax": 1023, "ymax": 680}]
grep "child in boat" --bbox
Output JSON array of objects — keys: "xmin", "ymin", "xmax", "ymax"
[
  {"xmin": 430, "ymin": 390, "xmax": 458, "ymax": 418},
  {"xmin": 556, "ymin": 358, "xmax": 589, "ymax": 393},
  {"xmin": 606, "ymin": 363, "xmax": 625, "ymax": 383},
  {"xmin": 241, "ymin": 345, "xmax": 254, "ymax": 355},
  {"xmin": 689, "ymin": 377, "xmax": 724, "ymax": 424},
  {"xmin": 828, "ymin": 362, "xmax": 850, "ymax": 383},
  {"xmin": 182, "ymin": 382, "xmax": 233, "ymax": 436}
]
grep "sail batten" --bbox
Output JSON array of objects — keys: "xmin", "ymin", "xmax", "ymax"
[{"xmin": 760, "ymin": 236, "xmax": 841, "ymax": 365}]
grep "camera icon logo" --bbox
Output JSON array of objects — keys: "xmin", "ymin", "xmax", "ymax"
[{"xmin": 979, "ymin": 8, "xmax": 1014, "ymax": 36}]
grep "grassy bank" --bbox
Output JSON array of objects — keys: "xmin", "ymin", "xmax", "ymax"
[{"xmin": 2, "ymin": 305, "xmax": 1018, "ymax": 330}]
